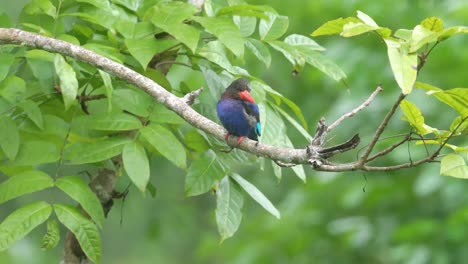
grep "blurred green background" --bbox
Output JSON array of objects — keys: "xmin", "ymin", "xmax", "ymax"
[{"xmin": 1, "ymin": 0, "xmax": 467, "ymax": 263}]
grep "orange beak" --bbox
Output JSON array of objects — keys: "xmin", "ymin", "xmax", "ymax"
[{"xmin": 238, "ymin": 90, "xmax": 255, "ymax": 103}]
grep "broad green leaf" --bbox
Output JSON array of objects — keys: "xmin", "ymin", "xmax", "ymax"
[
  {"xmin": 0, "ymin": 170, "xmax": 53, "ymax": 204},
  {"xmin": 122, "ymin": 142, "xmax": 150, "ymax": 193},
  {"xmin": 19, "ymin": 114, "xmax": 68, "ymax": 138},
  {"xmin": 216, "ymin": 4, "xmax": 272, "ymax": 18},
  {"xmin": 18, "ymin": 100, "xmax": 44, "ymax": 130},
  {"xmin": 400, "ymin": 99, "xmax": 430, "ymax": 135},
  {"xmin": 54, "ymin": 204, "xmax": 101, "ymax": 263},
  {"xmin": 0, "ymin": 54, "xmax": 15, "ymax": 82},
  {"xmin": 267, "ymin": 40, "xmax": 305, "ymax": 71},
  {"xmin": 125, "ymin": 38, "xmax": 178, "ymax": 70},
  {"xmin": 284, "ymin": 34, "xmax": 325, "ymax": 51},
  {"xmin": 415, "ymin": 82, "xmax": 468, "ymax": 117},
  {"xmin": 0, "ymin": 201, "xmax": 52, "ymax": 251},
  {"xmin": 438, "ymin": 26, "xmax": 468, "ymax": 41},
  {"xmin": 13, "ymin": 141, "xmax": 60, "ymax": 166},
  {"xmin": 421, "ymin": 17, "xmax": 444, "ymax": 32},
  {"xmin": 259, "ymin": 12, "xmax": 289, "ymax": 41},
  {"xmin": 216, "ymin": 176, "xmax": 243, "ymax": 242},
  {"xmin": 141, "ymin": 124, "xmax": 186, "ymax": 169},
  {"xmin": 410, "ymin": 25, "xmax": 439, "ymax": 52},
  {"xmin": 149, "ymin": 2, "xmax": 199, "ymax": 52},
  {"xmin": 301, "ymin": 49, "xmax": 347, "ymax": 81},
  {"xmin": 24, "ymin": 0, "xmax": 57, "ymax": 18},
  {"xmin": 450, "ymin": 116, "xmax": 468, "ymax": 135},
  {"xmin": 55, "ymin": 176, "xmax": 105, "ymax": 228},
  {"xmin": 64, "ymin": 136, "xmax": 131, "ymax": 164},
  {"xmin": 198, "ymin": 41, "xmax": 249, "ymax": 75},
  {"xmin": 394, "ymin": 29, "xmax": 413, "ymax": 41},
  {"xmin": 441, "ymin": 154, "xmax": 468, "ymax": 179},
  {"xmin": 0, "ymin": 75, "xmax": 26, "ymax": 103},
  {"xmin": 356, "ymin": 10, "xmax": 379, "ymax": 27},
  {"xmin": 233, "ymin": 15, "xmax": 256, "ymax": 37},
  {"xmin": 41, "ymin": 219, "xmax": 60, "ymax": 250},
  {"xmin": 147, "ymin": 182, "xmax": 157, "ymax": 198},
  {"xmin": 184, "ymin": 130, "xmax": 210, "ymax": 152},
  {"xmin": 185, "ymin": 150, "xmax": 226, "ymax": 196},
  {"xmin": 149, "ymin": 103, "xmax": 185, "ymax": 124},
  {"xmin": 76, "ymin": 0, "xmax": 110, "ymax": 10},
  {"xmin": 341, "ymin": 22, "xmax": 378, "ymax": 37},
  {"xmin": 245, "ymin": 38, "xmax": 271, "ymax": 67},
  {"xmin": 384, "ymin": 39, "xmax": 417, "ymax": 94},
  {"xmin": 98, "ymin": 70, "xmax": 113, "ymax": 112},
  {"xmin": 113, "ymin": 0, "xmax": 141, "ymax": 11},
  {"xmin": 0, "ymin": 115, "xmax": 19, "ymax": 160},
  {"xmin": 231, "ymin": 173, "xmax": 280, "ymax": 219},
  {"xmin": 113, "ymin": 88, "xmax": 153, "ymax": 117},
  {"xmin": 82, "ymin": 43, "xmax": 126, "ymax": 63},
  {"xmin": 75, "ymin": 112, "xmax": 142, "ymax": 131},
  {"xmin": 311, "ymin": 17, "xmax": 361, "ymax": 36},
  {"xmin": 54, "ymin": 54, "xmax": 78, "ymax": 110},
  {"xmin": 194, "ymin": 17, "xmax": 244, "ymax": 57}
]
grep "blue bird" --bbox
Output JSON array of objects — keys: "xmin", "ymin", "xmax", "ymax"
[{"xmin": 217, "ymin": 78, "xmax": 261, "ymax": 145}]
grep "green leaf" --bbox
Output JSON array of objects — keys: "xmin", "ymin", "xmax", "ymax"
[
  {"xmin": 41, "ymin": 219, "xmax": 60, "ymax": 250},
  {"xmin": 245, "ymin": 38, "xmax": 271, "ymax": 67},
  {"xmin": 64, "ymin": 136, "xmax": 131, "ymax": 164},
  {"xmin": 0, "ymin": 170, "xmax": 54, "ymax": 204},
  {"xmin": 421, "ymin": 17, "xmax": 444, "ymax": 32},
  {"xmin": 356, "ymin": 10, "xmax": 379, "ymax": 27},
  {"xmin": 216, "ymin": 4, "xmax": 272, "ymax": 18},
  {"xmin": 0, "ymin": 201, "xmax": 52, "ymax": 251},
  {"xmin": 400, "ymin": 99, "xmax": 431, "ymax": 135},
  {"xmin": 194, "ymin": 17, "xmax": 244, "ymax": 57},
  {"xmin": 311, "ymin": 17, "xmax": 361, "ymax": 36},
  {"xmin": 54, "ymin": 54, "xmax": 78, "ymax": 110},
  {"xmin": 415, "ymin": 82, "xmax": 468, "ymax": 118},
  {"xmin": 112, "ymin": 88, "xmax": 153, "ymax": 117},
  {"xmin": 301, "ymin": 49, "xmax": 347, "ymax": 81},
  {"xmin": 272, "ymin": 104, "xmax": 312, "ymax": 141},
  {"xmin": 13, "ymin": 141, "xmax": 60, "ymax": 166},
  {"xmin": 98, "ymin": 70, "xmax": 113, "ymax": 112},
  {"xmin": 185, "ymin": 150, "xmax": 226, "ymax": 196},
  {"xmin": 125, "ymin": 38, "xmax": 178, "ymax": 70},
  {"xmin": 76, "ymin": 0, "xmax": 110, "ymax": 10},
  {"xmin": 18, "ymin": 100, "xmax": 44, "ymax": 130},
  {"xmin": 216, "ymin": 176, "xmax": 243, "ymax": 242},
  {"xmin": 24, "ymin": 0, "xmax": 57, "ymax": 18},
  {"xmin": 441, "ymin": 154, "xmax": 468, "ymax": 179},
  {"xmin": 0, "ymin": 75, "xmax": 26, "ymax": 103},
  {"xmin": 259, "ymin": 12, "xmax": 289, "ymax": 41},
  {"xmin": 149, "ymin": 2, "xmax": 199, "ymax": 52},
  {"xmin": 438, "ymin": 26, "xmax": 468, "ymax": 41},
  {"xmin": 230, "ymin": 173, "xmax": 280, "ymax": 219},
  {"xmin": 141, "ymin": 124, "xmax": 187, "ymax": 169},
  {"xmin": 410, "ymin": 25, "xmax": 439, "ymax": 52},
  {"xmin": 233, "ymin": 15, "xmax": 256, "ymax": 37},
  {"xmin": 284, "ymin": 34, "xmax": 325, "ymax": 51},
  {"xmin": 341, "ymin": 22, "xmax": 378, "ymax": 37},
  {"xmin": 82, "ymin": 43, "xmax": 126, "ymax": 63},
  {"xmin": 75, "ymin": 112, "xmax": 142, "ymax": 131},
  {"xmin": 0, "ymin": 54, "xmax": 15, "ymax": 82},
  {"xmin": 122, "ymin": 142, "xmax": 150, "ymax": 193},
  {"xmin": 146, "ymin": 182, "xmax": 157, "ymax": 198},
  {"xmin": 0, "ymin": 115, "xmax": 19, "ymax": 160},
  {"xmin": 149, "ymin": 103, "xmax": 185, "ymax": 124},
  {"xmin": 54, "ymin": 204, "xmax": 101, "ymax": 263},
  {"xmin": 384, "ymin": 40, "xmax": 417, "ymax": 94},
  {"xmin": 55, "ymin": 176, "xmax": 105, "ymax": 228},
  {"xmin": 113, "ymin": 0, "xmax": 141, "ymax": 11}
]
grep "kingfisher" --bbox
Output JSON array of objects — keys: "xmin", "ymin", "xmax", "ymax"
[{"xmin": 216, "ymin": 78, "xmax": 261, "ymax": 145}]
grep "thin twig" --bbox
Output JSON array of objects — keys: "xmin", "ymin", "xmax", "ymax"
[
  {"xmin": 359, "ymin": 93, "xmax": 406, "ymax": 164},
  {"xmin": 327, "ymin": 84, "xmax": 383, "ymax": 132},
  {"xmin": 183, "ymin": 87, "xmax": 204, "ymax": 105},
  {"xmin": 365, "ymin": 133, "xmax": 411, "ymax": 162}
]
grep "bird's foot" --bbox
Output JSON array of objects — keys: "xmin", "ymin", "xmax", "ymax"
[{"xmin": 236, "ymin": 136, "xmax": 246, "ymax": 145}]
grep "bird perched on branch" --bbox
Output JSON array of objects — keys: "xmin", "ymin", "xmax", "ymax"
[{"xmin": 216, "ymin": 78, "xmax": 261, "ymax": 145}]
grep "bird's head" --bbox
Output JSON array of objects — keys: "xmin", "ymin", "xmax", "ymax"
[{"xmin": 223, "ymin": 78, "xmax": 255, "ymax": 103}]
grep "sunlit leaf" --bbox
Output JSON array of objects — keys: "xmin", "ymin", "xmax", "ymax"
[
  {"xmin": 441, "ymin": 154, "xmax": 468, "ymax": 179},
  {"xmin": 12, "ymin": 141, "xmax": 60, "ymax": 166},
  {"xmin": 415, "ymin": 82, "xmax": 468, "ymax": 117},
  {"xmin": 245, "ymin": 38, "xmax": 271, "ymax": 68},
  {"xmin": 55, "ymin": 176, "xmax": 105, "ymax": 228},
  {"xmin": 421, "ymin": 17, "xmax": 444, "ymax": 32},
  {"xmin": 259, "ymin": 12, "xmax": 289, "ymax": 41},
  {"xmin": 123, "ymin": 142, "xmax": 150, "ymax": 192},
  {"xmin": 194, "ymin": 17, "xmax": 244, "ymax": 57},
  {"xmin": 216, "ymin": 176, "xmax": 243, "ymax": 242},
  {"xmin": 0, "ymin": 75, "xmax": 26, "ymax": 103},
  {"xmin": 438, "ymin": 26, "xmax": 468, "ymax": 41},
  {"xmin": 98, "ymin": 70, "xmax": 113, "ymax": 112},
  {"xmin": 24, "ymin": 0, "xmax": 57, "ymax": 18},
  {"xmin": 311, "ymin": 17, "xmax": 360, "ymax": 36},
  {"xmin": 356, "ymin": 10, "xmax": 379, "ymax": 27},
  {"xmin": 54, "ymin": 204, "xmax": 101, "ymax": 263},
  {"xmin": 400, "ymin": 99, "xmax": 431, "ymax": 135},
  {"xmin": 0, "ymin": 201, "xmax": 52, "ymax": 251},
  {"xmin": 18, "ymin": 100, "xmax": 44, "ymax": 130},
  {"xmin": 231, "ymin": 173, "xmax": 280, "ymax": 219},
  {"xmin": 384, "ymin": 39, "xmax": 417, "ymax": 94},
  {"xmin": 112, "ymin": 88, "xmax": 153, "ymax": 117},
  {"xmin": 0, "ymin": 54, "xmax": 15, "ymax": 82},
  {"xmin": 54, "ymin": 54, "xmax": 78, "ymax": 110},
  {"xmin": 410, "ymin": 25, "xmax": 439, "ymax": 52},
  {"xmin": 125, "ymin": 38, "xmax": 178, "ymax": 70},
  {"xmin": 233, "ymin": 15, "xmax": 256, "ymax": 37},
  {"xmin": 0, "ymin": 170, "xmax": 53, "ymax": 204}
]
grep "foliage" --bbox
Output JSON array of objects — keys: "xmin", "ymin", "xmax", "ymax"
[{"xmin": 0, "ymin": 0, "xmax": 466, "ymax": 263}]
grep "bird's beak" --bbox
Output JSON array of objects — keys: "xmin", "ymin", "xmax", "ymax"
[{"xmin": 238, "ymin": 90, "xmax": 255, "ymax": 103}]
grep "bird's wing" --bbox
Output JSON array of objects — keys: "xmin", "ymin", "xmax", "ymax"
[{"xmin": 242, "ymin": 101, "xmax": 261, "ymax": 136}]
